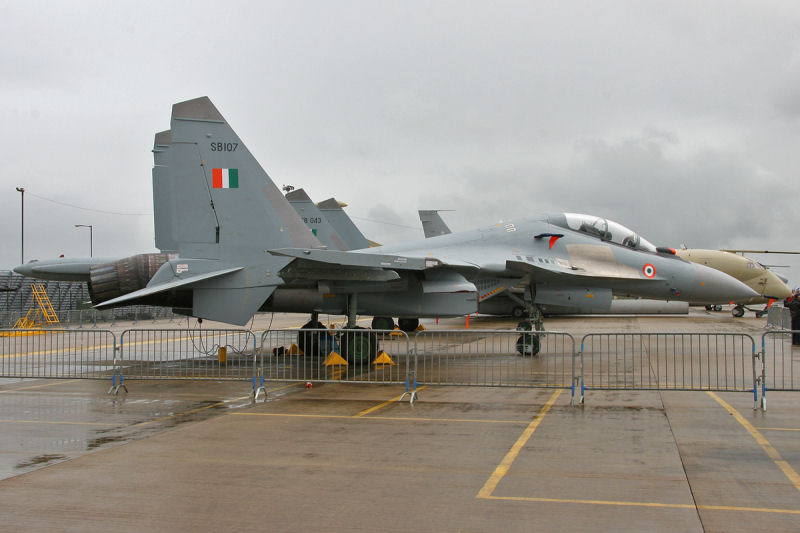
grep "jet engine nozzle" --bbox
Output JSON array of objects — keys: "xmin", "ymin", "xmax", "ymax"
[{"xmin": 88, "ymin": 253, "xmax": 173, "ymax": 304}]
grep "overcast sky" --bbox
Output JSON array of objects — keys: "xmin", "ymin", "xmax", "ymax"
[{"xmin": 2, "ymin": 0, "xmax": 799, "ymax": 287}]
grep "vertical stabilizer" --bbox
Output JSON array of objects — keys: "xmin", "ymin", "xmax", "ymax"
[
  {"xmin": 152, "ymin": 130, "xmax": 177, "ymax": 252},
  {"xmin": 419, "ymin": 210, "xmax": 453, "ymax": 238},
  {"xmin": 318, "ymin": 198, "xmax": 371, "ymax": 250},
  {"xmin": 168, "ymin": 96, "xmax": 321, "ymax": 259},
  {"xmin": 286, "ymin": 188, "xmax": 349, "ymax": 250},
  {"xmin": 144, "ymin": 96, "xmax": 325, "ymax": 324}
]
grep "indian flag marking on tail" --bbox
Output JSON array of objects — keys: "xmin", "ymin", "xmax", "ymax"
[{"xmin": 212, "ymin": 168, "xmax": 239, "ymax": 188}]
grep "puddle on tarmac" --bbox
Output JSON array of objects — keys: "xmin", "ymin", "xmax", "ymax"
[{"xmin": 15, "ymin": 454, "xmax": 67, "ymax": 469}]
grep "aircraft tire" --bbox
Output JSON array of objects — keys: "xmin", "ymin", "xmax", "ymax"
[
  {"xmin": 732, "ymin": 306, "xmax": 745, "ymax": 318},
  {"xmin": 341, "ymin": 327, "xmax": 377, "ymax": 364},
  {"xmin": 516, "ymin": 333, "xmax": 541, "ymax": 356},
  {"xmin": 398, "ymin": 318, "xmax": 419, "ymax": 332},
  {"xmin": 371, "ymin": 316, "xmax": 395, "ymax": 331},
  {"xmin": 511, "ymin": 306, "xmax": 525, "ymax": 319},
  {"xmin": 297, "ymin": 320, "xmax": 325, "ymax": 357}
]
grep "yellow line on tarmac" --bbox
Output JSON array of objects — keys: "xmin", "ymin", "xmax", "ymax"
[
  {"xmin": 1, "ymin": 342, "xmax": 117, "ymax": 360},
  {"xmin": 355, "ymin": 386, "xmax": 428, "ymax": 417},
  {"xmin": 0, "ymin": 419, "xmax": 109, "ymax": 426},
  {"xmin": 480, "ymin": 495, "xmax": 800, "ymax": 515},
  {"xmin": 477, "ymin": 389, "xmax": 562, "ymax": 499},
  {"xmin": 232, "ymin": 412, "xmax": 529, "ymax": 425},
  {"xmin": 708, "ymin": 391, "xmax": 800, "ymax": 494},
  {"xmin": 0, "ymin": 379, "xmax": 81, "ymax": 393}
]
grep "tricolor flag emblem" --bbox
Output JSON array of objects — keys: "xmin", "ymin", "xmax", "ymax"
[{"xmin": 212, "ymin": 168, "xmax": 239, "ymax": 189}]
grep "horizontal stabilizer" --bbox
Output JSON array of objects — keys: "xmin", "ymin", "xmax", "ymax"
[
  {"xmin": 192, "ymin": 286, "xmax": 276, "ymax": 326},
  {"xmin": 94, "ymin": 267, "xmax": 243, "ymax": 308}
]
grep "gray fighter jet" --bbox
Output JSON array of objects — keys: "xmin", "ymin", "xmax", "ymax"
[{"xmin": 15, "ymin": 97, "xmax": 756, "ymax": 358}]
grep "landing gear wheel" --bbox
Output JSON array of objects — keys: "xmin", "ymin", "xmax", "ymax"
[
  {"xmin": 340, "ymin": 327, "xmax": 377, "ymax": 364},
  {"xmin": 297, "ymin": 319, "xmax": 325, "ymax": 357},
  {"xmin": 371, "ymin": 316, "xmax": 395, "ymax": 331},
  {"xmin": 713, "ymin": 305, "xmax": 723, "ymax": 312},
  {"xmin": 732, "ymin": 306, "xmax": 745, "ymax": 318},
  {"xmin": 398, "ymin": 318, "xmax": 419, "ymax": 332},
  {"xmin": 511, "ymin": 306, "xmax": 525, "ymax": 319},
  {"xmin": 516, "ymin": 333, "xmax": 541, "ymax": 356}
]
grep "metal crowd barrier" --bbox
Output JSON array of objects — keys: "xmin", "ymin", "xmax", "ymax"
[
  {"xmin": 118, "ymin": 329, "xmax": 257, "ymax": 381},
  {"xmin": 0, "ymin": 329, "xmax": 117, "ymax": 379},
  {"xmin": 258, "ymin": 328, "xmax": 410, "ymax": 385},
  {"xmin": 580, "ymin": 333, "xmax": 757, "ymax": 406},
  {"xmin": 766, "ymin": 305, "xmax": 791, "ymax": 330},
  {"xmin": 5, "ymin": 326, "xmax": 798, "ymax": 412},
  {"xmin": 759, "ymin": 331, "xmax": 800, "ymax": 409},
  {"xmin": 412, "ymin": 329, "xmax": 576, "ymax": 385}
]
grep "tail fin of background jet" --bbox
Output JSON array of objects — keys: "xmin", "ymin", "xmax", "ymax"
[
  {"xmin": 317, "ymin": 198, "xmax": 371, "ymax": 250},
  {"xmin": 286, "ymin": 189, "xmax": 349, "ymax": 250},
  {"xmin": 419, "ymin": 210, "xmax": 453, "ymax": 238}
]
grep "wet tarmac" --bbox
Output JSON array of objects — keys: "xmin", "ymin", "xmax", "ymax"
[{"xmin": 0, "ymin": 310, "xmax": 798, "ymax": 532}]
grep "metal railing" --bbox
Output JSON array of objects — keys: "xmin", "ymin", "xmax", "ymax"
[
  {"xmin": 580, "ymin": 333, "xmax": 755, "ymax": 392},
  {"xmin": 258, "ymin": 328, "xmax": 410, "ymax": 384},
  {"xmin": 758, "ymin": 331, "xmax": 800, "ymax": 409},
  {"xmin": 118, "ymin": 329, "xmax": 257, "ymax": 381},
  {"xmin": 0, "ymin": 329, "xmax": 116, "ymax": 379},
  {"xmin": 766, "ymin": 306, "xmax": 791, "ymax": 330},
  {"xmin": 3, "ymin": 326, "xmax": 798, "ymax": 412},
  {"xmin": 412, "ymin": 329, "xmax": 576, "ymax": 387}
]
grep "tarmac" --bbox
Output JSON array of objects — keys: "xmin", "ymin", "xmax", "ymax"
[{"xmin": 0, "ymin": 309, "xmax": 799, "ymax": 532}]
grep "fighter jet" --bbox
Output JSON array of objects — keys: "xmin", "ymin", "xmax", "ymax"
[{"xmin": 15, "ymin": 97, "xmax": 757, "ymax": 359}]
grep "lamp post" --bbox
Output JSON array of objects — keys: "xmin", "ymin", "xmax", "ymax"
[
  {"xmin": 15, "ymin": 187, "xmax": 24, "ymax": 264},
  {"xmin": 74, "ymin": 224, "xmax": 93, "ymax": 257}
]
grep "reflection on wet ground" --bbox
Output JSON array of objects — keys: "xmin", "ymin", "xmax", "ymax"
[{"xmin": 0, "ymin": 379, "xmax": 253, "ymax": 479}]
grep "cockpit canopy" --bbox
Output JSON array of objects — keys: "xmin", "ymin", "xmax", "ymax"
[{"xmin": 548, "ymin": 213, "xmax": 657, "ymax": 252}]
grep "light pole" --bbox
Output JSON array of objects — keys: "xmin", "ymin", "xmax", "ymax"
[
  {"xmin": 74, "ymin": 224, "xmax": 93, "ymax": 257},
  {"xmin": 15, "ymin": 187, "xmax": 24, "ymax": 264}
]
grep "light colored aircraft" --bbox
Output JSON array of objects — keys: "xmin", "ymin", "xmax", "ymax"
[
  {"xmin": 674, "ymin": 248, "xmax": 792, "ymax": 316},
  {"xmin": 15, "ymin": 97, "xmax": 757, "ymax": 359}
]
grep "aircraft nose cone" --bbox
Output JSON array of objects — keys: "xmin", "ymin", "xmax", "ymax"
[
  {"xmin": 686, "ymin": 263, "xmax": 758, "ymax": 304},
  {"xmin": 12, "ymin": 262, "xmax": 35, "ymax": 277}
]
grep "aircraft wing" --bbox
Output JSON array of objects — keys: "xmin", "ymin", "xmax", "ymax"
[{"xmin": 269, "ymin": 248, "xmax": 461, "ymax": 270}]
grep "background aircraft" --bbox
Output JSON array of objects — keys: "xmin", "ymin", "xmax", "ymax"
[{"xmin": 674, "ymin": 248, "xmax": 792, "ymax": 316}]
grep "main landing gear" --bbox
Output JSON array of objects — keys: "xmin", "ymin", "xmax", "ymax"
[
  {"xmin": 512, "ymin": 286, "xmax": 544, "ymax": 357},
  {"xmin": 299, "ymin": 296, "xmax": 379, "ymax": 364}
]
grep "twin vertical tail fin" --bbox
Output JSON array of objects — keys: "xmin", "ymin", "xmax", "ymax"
[
  {"xmin": 154, "ymin": 96, "xmax": 321, "ymax": 258},
  {"xmin": 111, "ymin": 96, "xmax": 326, "ymax": 325}
]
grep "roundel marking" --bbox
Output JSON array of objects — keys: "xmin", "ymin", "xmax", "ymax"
[{"xmin": 643, "ymin": 263, "xmax": 656, "ymax": 278}]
